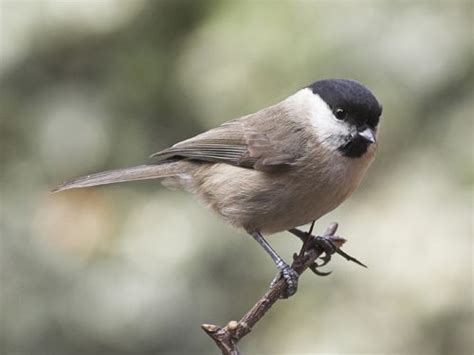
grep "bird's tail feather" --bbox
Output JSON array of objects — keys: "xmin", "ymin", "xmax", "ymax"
[{"xmin": 52, "ymin": 163, "xmax": 182, "ymax": 193}]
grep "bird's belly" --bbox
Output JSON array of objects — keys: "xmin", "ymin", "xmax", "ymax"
[
  {"xmin": 252, "ymin": 177, "xmax": 356, "ymax": 234},
  {"xmin": 191, "ymin": 155, "xmax": 373, "ymax": 234}
]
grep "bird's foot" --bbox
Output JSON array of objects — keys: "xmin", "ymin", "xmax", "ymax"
[
  {"xmin": 270, "ymin": 262, "xmax": 299, "ymax": 299},
  {"xmin": 309, "ymin": 235, "xmax": 367, "ymax": 276},
  {"xmin": 289, "ymin": 223, "xmax": 366, "ymax": 277}
]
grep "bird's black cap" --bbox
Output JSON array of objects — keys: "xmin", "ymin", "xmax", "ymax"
[{"xmin": 307, "ymin": 79, "xmax": 382, "ymax": 129}]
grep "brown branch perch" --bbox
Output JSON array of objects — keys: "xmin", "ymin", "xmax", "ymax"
[{"xmin": 202, "ymin": 222, "xmax": 359, "ymax": 355}]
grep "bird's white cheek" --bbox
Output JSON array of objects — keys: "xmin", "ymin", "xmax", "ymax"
[
  {"xmin": 303, "ymin": 92, "xmax": 349, "ymax": 147},
  {"xmin": 285, "ymin": 89, "xmax": 350, "ymax": 148}
]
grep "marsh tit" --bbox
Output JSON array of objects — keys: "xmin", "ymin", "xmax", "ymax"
[{"xmin": 54, "ymin": 78, "xmax": 382, "ymax": 297}]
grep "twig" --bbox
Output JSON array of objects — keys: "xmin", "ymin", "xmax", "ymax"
[{"xmin": 202, "ymin": 222, "xmax": 354, "ymax": 354}]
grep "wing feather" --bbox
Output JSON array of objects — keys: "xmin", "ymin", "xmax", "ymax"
[{"xmin": 150, "ymin": 101, "xmax": 310, "ymax": 172}]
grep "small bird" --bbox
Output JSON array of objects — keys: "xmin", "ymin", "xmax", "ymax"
[{"xmin": 54, "ymin": 78, "xmax": 382, "ymax": 297}]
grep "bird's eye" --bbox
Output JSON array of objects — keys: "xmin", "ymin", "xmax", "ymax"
[{"xmin": 335, "ymin": 108, "xmax": 346, "ymax": 120}]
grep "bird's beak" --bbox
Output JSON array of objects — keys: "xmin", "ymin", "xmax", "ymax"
[{"xmin": 356, "ymin": 127, "xmax": 376, "ymax": 144}]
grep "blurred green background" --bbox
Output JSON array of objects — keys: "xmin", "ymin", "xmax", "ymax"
[{"xmin": 1, "ymin": 1, "xmax": 472, "ymax": 354}]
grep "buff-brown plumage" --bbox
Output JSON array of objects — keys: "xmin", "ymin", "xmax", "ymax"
[
  {"xmin": 54, "ymin": 85, "xmax": 378, "ymax": 235},
  {"xmin": 54, "ymin": 79, "xmax": 382, "ymax": 297}
]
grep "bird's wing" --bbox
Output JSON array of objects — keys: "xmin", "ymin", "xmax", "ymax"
[{"xmin": 150, "ymin": 104, "xmax": 310, "ymax": 172}]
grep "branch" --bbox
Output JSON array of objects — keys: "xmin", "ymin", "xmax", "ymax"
[{"xmin": 201, "ymin": 222, "xmax": 357, "ymax": 355}]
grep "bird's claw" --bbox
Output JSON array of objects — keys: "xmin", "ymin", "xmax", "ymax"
[
  {"xmin": 309, "ymin": 263, "xmax": 332, "ymax": 276},
  {"xmin": 309, "ymin": 252, "xmax": 333, "ymax": 276},
  {"xmin": 314, "ymin": 236, "xmax": 337, "ymax": 254},
  {"xmin": 308, "ymin": 235, "xmax": 367, "ymax": 275},
  {"xmin": 271, "ymin": 263, "xmax": 299, "ymax": 298},
  {"xmin": 317, "ymin": 252, "xmax": 332, "ymax": 268}
]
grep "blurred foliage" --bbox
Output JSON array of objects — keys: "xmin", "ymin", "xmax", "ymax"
[{"xmin": 0, "ymin": 1, "xmax": 472, "ymax": 354}]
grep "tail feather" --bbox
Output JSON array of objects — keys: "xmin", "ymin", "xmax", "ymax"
[{"xmin": 52, "ymin": 163, "xmax": 181, "ymax": 193}]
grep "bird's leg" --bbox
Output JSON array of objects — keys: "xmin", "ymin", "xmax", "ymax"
[
  {"xmin": 249, "ymin": 231, "xmax": 299, "ymax": 298},
  {"xmin": 288, "ymin": 220, "xmax": 316, "ymax": 243}
]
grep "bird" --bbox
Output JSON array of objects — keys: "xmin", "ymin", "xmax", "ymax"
[{"xmin": 54, "ymin": 78, "xmax": 382, "ymax": 297}]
